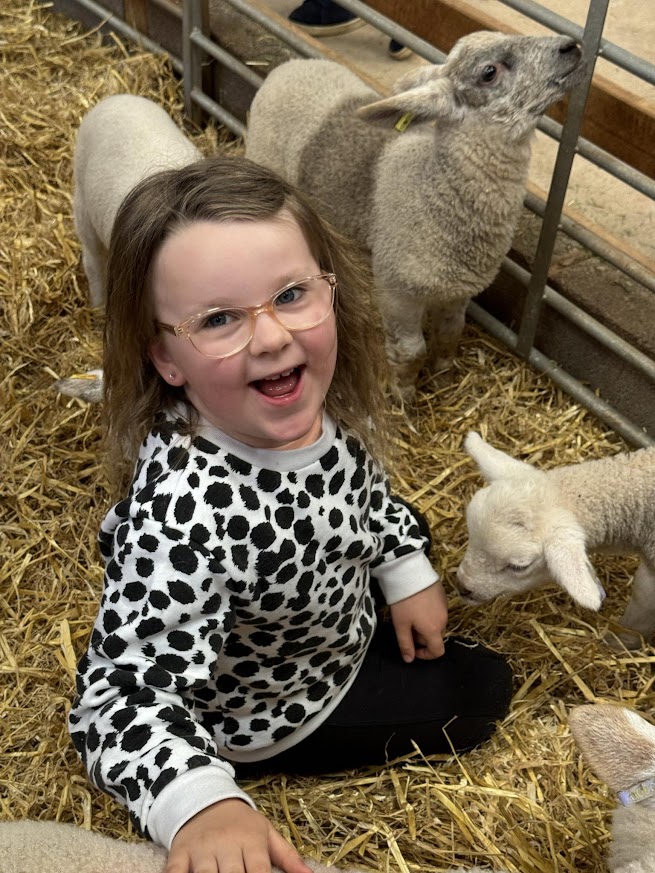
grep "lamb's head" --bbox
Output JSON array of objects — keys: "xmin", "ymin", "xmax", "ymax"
[
  {"xmin": 358, "ymin": 31, "xmax": 584, "ymax": 140},
  {"xmin": 456, "ymin": 433, "xmax": 605, "ymax": 611}
]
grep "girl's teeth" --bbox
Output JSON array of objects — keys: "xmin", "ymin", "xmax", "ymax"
[{"xmin": 269, "ymin": 369, "xmax": 294, "ymax": 380}]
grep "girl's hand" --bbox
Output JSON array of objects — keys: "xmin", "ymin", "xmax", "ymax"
[
  {"xmin": 166, "ymin": 798, "xmax": 312, "ymax": 873},
  {"xmin": 389, "ymin": 581, "xmax": 448, "ymax": 663}
]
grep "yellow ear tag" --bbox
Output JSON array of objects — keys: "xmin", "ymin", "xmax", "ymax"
[{"xmin": 394, "ymin": 112, "xmax": 414, "ymax": 133}]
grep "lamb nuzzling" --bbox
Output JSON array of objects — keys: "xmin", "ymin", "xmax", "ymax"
[
  {"xmin": 245, "ymin": 32, "xmax": 584, "ymax": 398},
  {"xmin": 456, "ymin": 432, "xmax": 655, "ymax": 648},
  {"xmin": 569, "ymin": 704, "xmax": 655, "ymax": 873}
]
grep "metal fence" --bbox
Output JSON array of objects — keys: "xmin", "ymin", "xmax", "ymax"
[{"xmin": 58, "ymin": 0, "xmax": 655, "ymax": 447}]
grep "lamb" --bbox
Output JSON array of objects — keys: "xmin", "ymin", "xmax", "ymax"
[
  {"xmin": 245, "ymin": 32, "xmax": 584, "ymax": 399},
  {"xmin": 73, "ymin": 93, "xmax": 201, "ymax": 308},
  {"xmin": 569, "ymin": 703, "xmax": 655, "ymax": 872},
  {"xmin": 56, "ymin": 94, "xmax": 200, "ymax": 402},
  {"xmin": 0, "ymin": 820, "xmax": 501, "ymax": 873},
  {"xmin": 456, "ymin": 432, "xmax": 655, "ymax": 647}
]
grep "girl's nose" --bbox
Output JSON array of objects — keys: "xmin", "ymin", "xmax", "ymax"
[{"xmin": 248, "ymin": 311, "xmax": 293, "ymax": 355}]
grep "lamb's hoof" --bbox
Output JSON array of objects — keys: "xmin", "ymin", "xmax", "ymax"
[{"xmin": 55, "ymin": 369, "xmax": 104, "ymax": 403}]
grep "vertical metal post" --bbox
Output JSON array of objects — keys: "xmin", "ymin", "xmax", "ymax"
[
  {"xmin": 182, "ymin": 0, "xmax": 206, "ymax": 125},
  {"xmin": 516, "ymin": 0, "xmax": 610, "ymax": 359}
]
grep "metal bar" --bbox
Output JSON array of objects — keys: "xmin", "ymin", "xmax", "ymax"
[
  {"xmin": 516, "ymin": 0, "xmax": 610, "ymax": 358},
  {"xmin": 325, "ymin": 0, "xmax": 447, "ymax": 63},
  {"xmin": 148, "ymin": 0, "xmax": 182, "ymax": 18},
  {"xmin": 523, "ymin": 193, "xmax": 655, "ymax": 296},
  {"xmin": 63, "ymin": 0, "xmax": 182, "ymax": 72},
  {"xmin": 502, "ymin": 257, "xmax": 655, "ymax": 381},
  {"xmin": 190, "ymin": 29, "xmax": 264, "ymax": 90},
  {"xmin": 221, "ymin": 0, "xmax": 325, "ymax": 59},
  {"xmin": 182, "ymin": 1, "xmax": 204, "ymax": 124},
  {"xmin": 189, "ymin": 87, "xmax": 246, "ymax": 138},
  {"xmin": 222, "ymin": 0, "xmax": 446, "ymax": 65},
  {"xmin": 469, "ymin": 302, "xmax": 655, "ymax": 448},
  {"xmin": 538, "ymin": 116, "xmax": 655, "ymax": 201},
  {"xmin": 498, "ymin": 0, "xmax": 655, "ymax": 85}
]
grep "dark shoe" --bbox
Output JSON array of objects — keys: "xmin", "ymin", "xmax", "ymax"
[
  {"xmin": 289, "ymin": 0, "xmax": 364, "ymax": 36},
  {"xmin": 388, "ymin": 38, "xmax": 412, "ymax": 60}
]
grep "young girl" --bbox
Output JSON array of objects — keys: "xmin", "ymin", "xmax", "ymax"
[{"xmin": 69, "ymin": 155, "xmax": 512, "ymax": 873}]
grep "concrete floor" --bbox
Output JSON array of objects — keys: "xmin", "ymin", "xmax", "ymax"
[{"xmin": 263, "ymin": 0, "xmax": 655, "ymax": 266}]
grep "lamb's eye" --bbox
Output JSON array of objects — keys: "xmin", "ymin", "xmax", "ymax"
[
  {"xmin": 480, "ymin": 64, "xmax": 498, "ymax": 83},
  {"xmin": 507, "ymin": 561, "xmax": 531, "ymax": 573}
]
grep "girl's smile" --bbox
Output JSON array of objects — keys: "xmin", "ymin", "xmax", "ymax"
[{"xmin": 149, "ymin": 212, "xmax": 337, "ymax": 450}]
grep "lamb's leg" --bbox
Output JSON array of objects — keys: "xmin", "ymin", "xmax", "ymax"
[
  {"xmin": 426, "ymin": 299, "xmax": 468, "ymax": 372},
  {"xmin": 380, "ymin": 289, "xmax": 427, "ymax": 402},
  {"xmin": 74, "ymin": 192, "xmax": 107, "ymax": 308},
  {"xmin": 614, "ymin": 558, "xmax": 655, "ymax": 648}
]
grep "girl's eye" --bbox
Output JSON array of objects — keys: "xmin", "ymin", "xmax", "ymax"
[
  {"xmin": 202, "ymin": 310, "xmax": 238, "ymax": 329},
  {"xmin": 276, "ymin": 286, "xmax": 303, "ymax": 306},
  {"xmin": 480, "ymin": 64, "xmax": 498, "ymax": 83}
]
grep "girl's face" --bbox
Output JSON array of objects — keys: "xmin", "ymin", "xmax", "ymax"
[{"xmin": 149, "ymin": 212, "xmax": 337, "ymax": 450}]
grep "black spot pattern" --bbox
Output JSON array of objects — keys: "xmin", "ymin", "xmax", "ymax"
[{"xmin": 69, "ymin": 414, "xmax": 435, "ymax": 843}]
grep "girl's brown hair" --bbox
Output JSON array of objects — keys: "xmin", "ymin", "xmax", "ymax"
[{"xmin": 103, "ymin": 155, "xmax": 390, "ymax": 492}]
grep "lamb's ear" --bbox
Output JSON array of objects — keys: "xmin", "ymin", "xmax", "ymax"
[
  {"xmin": 464, "ymin": 432, "xmax": 534, "ymax": 482},
  {"xmin": 569, "ymin": 704, "xmax": 655, "ymax": 792},
  {"xmin": 357, "ymin": 76, "xmax": 458, "ymax": 126},
  {"xmin": 543, "ymin": 514, "xmax": 604, "ymax": 610}
]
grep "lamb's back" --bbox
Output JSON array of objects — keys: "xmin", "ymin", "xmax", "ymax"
[
  {"xmin": 74, "ymin": 94, "xmax": 200, "ymax": 246},
  {"xmin": 246, "ymin": 60, "xmax": 391, "ymax": 248},
  {"xmin": 549, "ymin": 448, "xmax": 655, "ymax": 557}
]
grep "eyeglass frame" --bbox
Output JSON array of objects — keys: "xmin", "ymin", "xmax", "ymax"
[{"xmin": 155, "ymin": 272, "xmax": 338, "ymax": 359}]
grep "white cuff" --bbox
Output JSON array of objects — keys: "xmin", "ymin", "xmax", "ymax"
[
  {"xmin": 147, "ymin": 764, "xmax": 256, "ymax": 849},
  {"xmin": 372, "ymin": 550, "xmax": 439, "ymax": 604}
]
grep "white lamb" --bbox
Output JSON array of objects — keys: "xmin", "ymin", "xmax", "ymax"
[
  {"xmin": 569, "ymin": 703, "xmax": 655, "ymax": 872},
  {"xmin": 0, "ymin": 820, "xmax": 502, "ymax": 873},
  {"xmin": 56, "ymin": 94, "xmax": 200, "ymax": 402},
  {"xmin": 456, "ymin": 432, "xmax": 655, "ymax": 647},
  {"xmin": 245, "ymin": 32, "xmax": 584, "ymax": 398},
  {"xmin": 73, "ymin": 93, "xmax": 201, "ymax": 308}
]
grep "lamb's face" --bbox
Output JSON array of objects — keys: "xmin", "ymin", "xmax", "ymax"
[
  {"xmin": 445, "ymin": 32, "xmax": 585, "ymax": 134},
  {"xmin": 456, "ymin": 477, "xmax": 555, "ymax": 603}
]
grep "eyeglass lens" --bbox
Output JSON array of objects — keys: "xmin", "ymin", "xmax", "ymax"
[{"xmin": 187, "ymin": 275, "xmax": 334, "ymax": 358}]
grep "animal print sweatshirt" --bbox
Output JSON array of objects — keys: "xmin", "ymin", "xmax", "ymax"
[{"xmin": 69, "ymin": 412, "xmax": 438, "ymax": 849}]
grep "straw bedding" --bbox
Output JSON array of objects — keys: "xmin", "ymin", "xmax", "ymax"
[{"xmin": 2, "ymin": 3, "xmax": 653, "ymax": 871}]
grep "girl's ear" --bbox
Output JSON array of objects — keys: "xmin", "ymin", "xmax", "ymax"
[{"xmin": 149, "ymin": 338, "xmax": 186, "ymax": 387}]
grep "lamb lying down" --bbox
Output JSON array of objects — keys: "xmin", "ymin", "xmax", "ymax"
[
  {"xmin": 0, "ymin": 820, "xmax": 501, "ymax": 873},
  {"xmin": 456, "ymin": 432, "xmax": 655, "ymax": 648},
  {"xmin": 569, "ymin": 703, "xmax": 655, "ymax": 873}
]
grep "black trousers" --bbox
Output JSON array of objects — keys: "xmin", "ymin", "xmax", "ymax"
[{"xmin": 236, "ymin": 621, "xmax": 513, "ymax": 777}]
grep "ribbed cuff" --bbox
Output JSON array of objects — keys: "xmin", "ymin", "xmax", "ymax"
[
  {"xmin": 147, "ymin": 765, "xmax": 256, "ymax": 849},
  {"xmin": 373, "ymin": 550, "xmax": 439, "ymax": 605}
]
